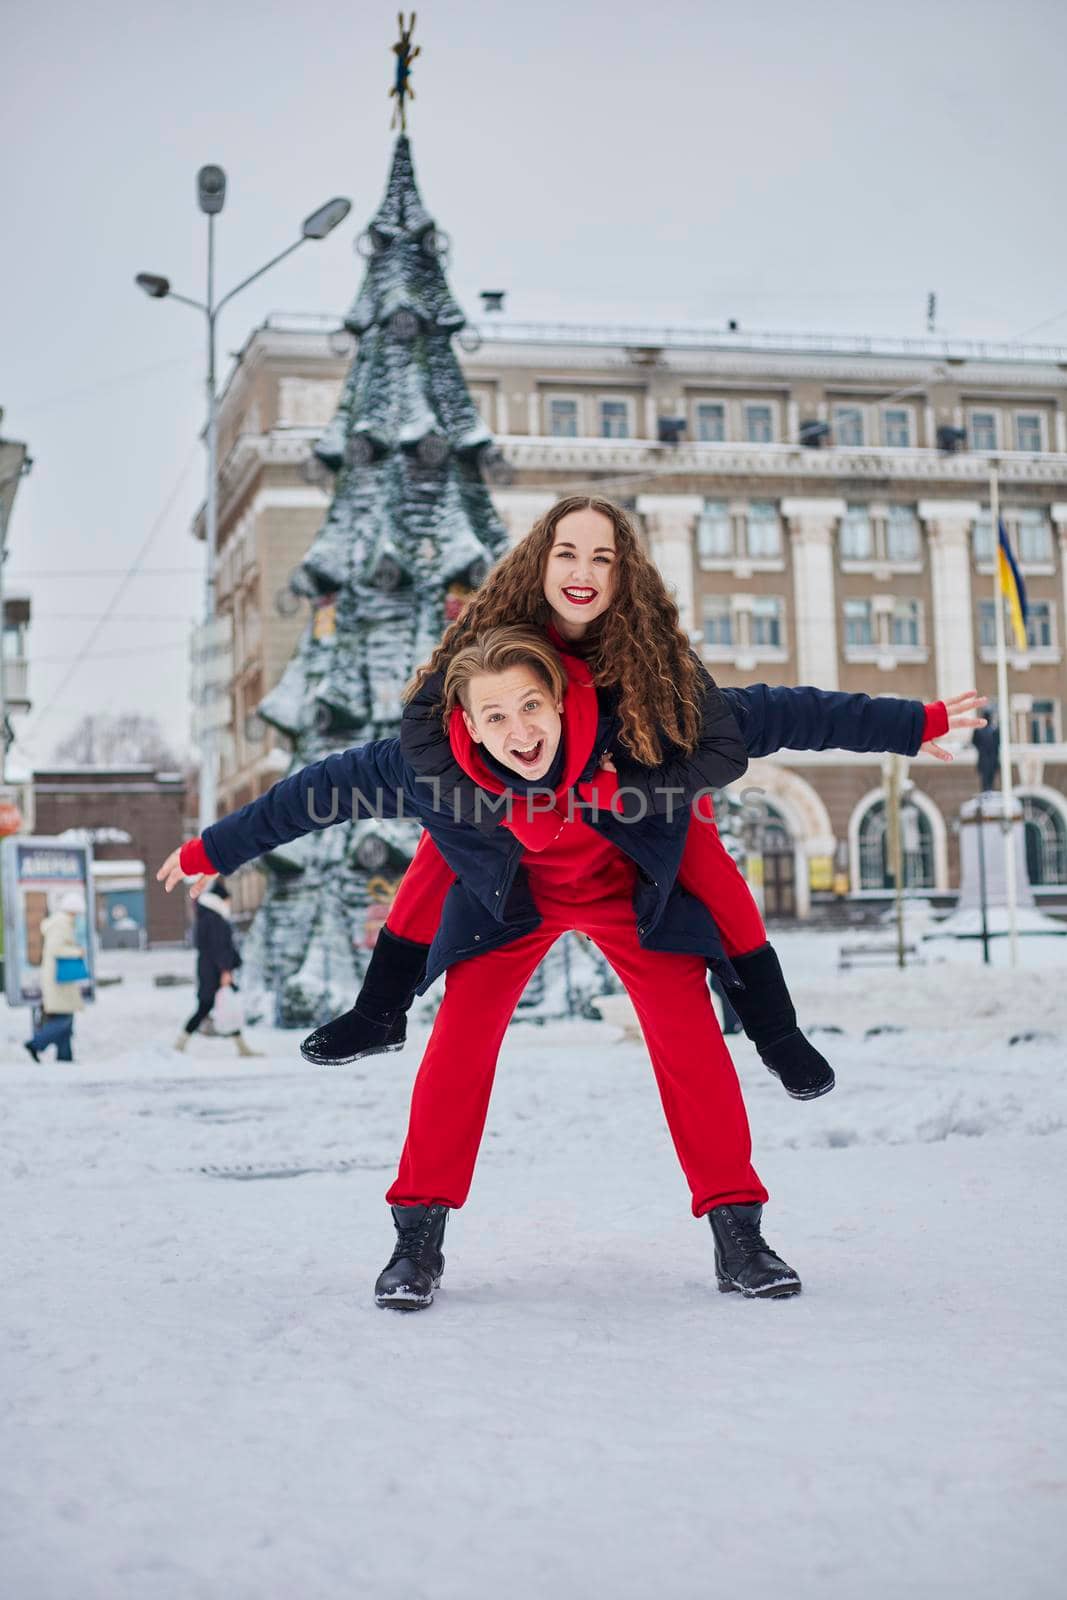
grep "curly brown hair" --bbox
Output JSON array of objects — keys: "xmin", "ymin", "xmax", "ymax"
[{"xmin": 407, "ymin": 495, "xmax": 702, "ymax": 764}]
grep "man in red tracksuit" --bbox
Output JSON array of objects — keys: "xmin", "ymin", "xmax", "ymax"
[{"xmin": 372, "ymin": 629, "xmax": 795, "ymax": 1309}]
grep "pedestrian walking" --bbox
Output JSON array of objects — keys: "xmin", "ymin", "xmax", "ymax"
[
  {"xmin": 174, "ymin": 878, "xmax": 261, "ymax": 1057},
  {"xmin": 25, "ymin": 890, "xmax": 88, "ymax": 1063}
]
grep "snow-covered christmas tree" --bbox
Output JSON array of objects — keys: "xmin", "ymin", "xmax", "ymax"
[{"xmin": 240, "ymin": 65, "xmax": 616, "ymax": 1027}]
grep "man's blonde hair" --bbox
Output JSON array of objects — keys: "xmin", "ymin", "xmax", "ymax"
[{"xmin": 442, "ymin": 625, "xmax": 567, "ymax": 722}]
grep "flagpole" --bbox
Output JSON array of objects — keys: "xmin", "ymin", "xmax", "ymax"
[{"xmin": 989, "ymin": 466, "xmax": 1020, "ymax": 966}]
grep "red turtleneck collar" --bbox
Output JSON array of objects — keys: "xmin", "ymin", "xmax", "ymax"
[{"xmin": 448, "ymin": 651, "xmax": 619, "ymax": 850}]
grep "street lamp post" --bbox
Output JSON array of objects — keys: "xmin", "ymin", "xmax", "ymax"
[{"xmin": 136, "ymin": 173, "xmax": 351, "ymax": 831}]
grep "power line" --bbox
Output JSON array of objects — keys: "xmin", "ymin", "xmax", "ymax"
[
  {"xmin": 1010, "ymin": 306, "xmax": 1067, "ymax": 342},
  {"xmin": 32, "ymin": 640, "xmax": 190, "ymax": 665},
  {"xmin": 22, "ymin": 443, "xmax": 201, "ymax": 741},
  {"xmin": 33, "ymin": 612, "xmax": 198, "ymax": 621},
  {"xmin": 14, "ymin": 355, "xmax": 201, "ymax": 419},
  {"xmin": 7, "ymin": 566, "xmax": 202, "ymax": 579}
]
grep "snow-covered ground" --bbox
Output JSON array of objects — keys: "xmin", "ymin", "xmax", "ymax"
[{"xmin": 3, "ymin": 929, "xmax": 1066, "ymax": 1600}]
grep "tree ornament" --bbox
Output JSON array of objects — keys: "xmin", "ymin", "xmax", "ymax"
[{"xmin": 389, "ymin": 308, "xmax": 420, "ymax": 341}]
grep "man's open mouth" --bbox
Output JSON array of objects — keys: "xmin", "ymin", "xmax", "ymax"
[
  {"xmin": 561, "ymin": 587, "xmax": 597, "ymax": 605},
  {"xmin": 509, "ymin": 739, "xmax": 544, "ymax": 767}
]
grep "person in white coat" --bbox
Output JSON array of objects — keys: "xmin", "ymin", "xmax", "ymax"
[{"xmin": 25, "ymin": 890, "xmax": 87, "ymax": 1063}]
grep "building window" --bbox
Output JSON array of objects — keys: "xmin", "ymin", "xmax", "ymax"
[
  {"xmin": 844, "ymin": 599, "xmax": 874, "ymax": 647},
  {"xmin": 1026, "ymin": 601, "xmax": 1054, "ymax": 650},
  {"xmin": 548, "ymin": 398, "xmax": 579, "ymax": 437},
  {"xmin": 858, "ymin": 799, "xmax": 935, "ymax": 890},
  {"xmin": 2, "ymin": 623, "xmax": 26, "ymax": 660},
  {"xmin": 745, "ymin": 502, "xmax": 781, "ymax": 559},
  {"xmin": 969, "ymin": 411, "xmax": 998, "ymax": 451},
  {"xmin": 695, "ymin": 402, "xmax": 726, "ymax": 442},
  {"xmin": 833, "ymin": 406, "xmax": 864, "ymax": 447},
  {"xmin": 697, "ymin": 500, "xmax": 733, "ymax": 561},
  {"xmin": 469, "ymin": 388, "xmax": 495, "ymax": 425},
  {"xmin": 744, "ymin": 403, "xmax": 774, "ymax": 443},
  {"xmin": 885, "ymin": 505, "xmax": 920, "ymax": 562},
  {"xmin": 840, "ymin": 505, "xmax": 874, "ymax": 561},
  {"xmin": 883, "ymin": 408, "xmax": 911, "ymax": 448},
  {"xmin": 1028, "ymin": 700, "xmax": 1059, "ymax": 744},
  {"xmin": 1021, "ymin": 797, "xmax": 1067, "ymax": 884},
  {"xmin": 702, "ymin": 594, "xmax": 733, "ymax": 648},
  {"xmin": 973, "ymin": 512, "xmax": 995, "ymax": 563},
  {"xmin": 599, "ymin": 399, "xmax": 630, "ymax": 438},
  {"xmin": 891, "ymin": 599, "xmax": 922, "ymax": 648},
  {"xmin": 977, "ymin": 600, "xmax": 997, "ymax": 649},
  {"xmin": 1015, "ymin": 413, "xmax": 1043, "ymax": 452},
  {"xmin": 1017, "ymin": 509, "xmax": 1053, "ymax": 564},
  {"xmin": 750, "ymin": 596, "xmax": 783, "ymax": 649}
]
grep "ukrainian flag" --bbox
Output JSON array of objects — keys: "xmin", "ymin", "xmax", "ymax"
[{"xmin": 997, "ymin": 518, "xmax": 1029, "ymax": 651}]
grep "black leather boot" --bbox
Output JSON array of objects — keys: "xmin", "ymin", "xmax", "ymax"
[
  {"xmin": 728, "ymin": 943, "xmax": 835, "ymax": 1100},
  {"xmin": 707, "ymin": 1203, "xmax": 801, "ymax": 1298},
  {"xmin": 374, "ymin": 1203, "xmax": 449, "ymax": 1311},
  {"xmin": 300, "ymin": 928, "xmax": 429, "ymax": 1065}
]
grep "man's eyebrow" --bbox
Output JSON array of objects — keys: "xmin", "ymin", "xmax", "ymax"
[{"xmin": 473, "ymin": 682, "xmax": 545, "ymax": 713}]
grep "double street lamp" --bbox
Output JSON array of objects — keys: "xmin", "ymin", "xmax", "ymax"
[{"xmin": 136, "ymin": 166, "xmax": 351, "ymax": 831}]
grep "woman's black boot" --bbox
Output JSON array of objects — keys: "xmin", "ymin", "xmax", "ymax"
[
  {"xmin": 300, "ymin": 928, "xmax": 429, "ymax": 1065},
  {"xmin": 727, "ymin": 943, "xmax": 835, "ymax": 1100}
]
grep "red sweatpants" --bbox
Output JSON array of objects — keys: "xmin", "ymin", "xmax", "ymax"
[
  {"xmin": 388, "ymin": 797, "xmax": 767, "ymax": 957},
  {"xmin": 385, "ymin": 890, "xmax": 768, "ymax": 1216}
]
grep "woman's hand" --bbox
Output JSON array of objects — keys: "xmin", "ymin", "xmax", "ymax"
[
  {"xmin": 921, "ymin": 690, "xmax": 989, "ymax": 762},
  {"xmin": 156, "ymin": 849, "xmax": 211, "ymax": 900},
  {"xmin": 598, "ymin": 752, "xmax": 617, "ymax": 773}
]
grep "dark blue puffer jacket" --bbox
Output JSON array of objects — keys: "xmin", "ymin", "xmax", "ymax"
[
  {"xmin": 201, "ymin": 730, "xmax": 735, "ymax": 990},
  {"xmin": 203, "ymin": 682, "xmax": 927, "ymax": 992}
]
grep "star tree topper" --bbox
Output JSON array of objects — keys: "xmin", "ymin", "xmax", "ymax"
[{"xmin": 390, "ymin": 13, "xmax": 420, "ymax": 131}]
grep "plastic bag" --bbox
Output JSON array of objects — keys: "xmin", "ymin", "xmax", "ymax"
[
  {"xmin": 212, "ymin": 985, "xmax": 244, "ymax": 1037},
  {"xmin": 56, "ymin": 955, "xmax": 90, "ymax": 983}
]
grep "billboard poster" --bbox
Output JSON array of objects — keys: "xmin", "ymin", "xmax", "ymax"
[{"xmin": 1, "ymin": 837, "xmax": 97, "ymax": 1008}]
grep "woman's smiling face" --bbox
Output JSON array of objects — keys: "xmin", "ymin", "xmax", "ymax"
[{"xmin": 543, "ymin": 508, "xmax": 617, "ymax": 640}]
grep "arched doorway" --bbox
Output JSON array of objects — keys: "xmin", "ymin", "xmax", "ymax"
[
  {"xmin": 1021, "ymin": 795, "xmax": 1067, "ymax": 885},
  {"xmin": 857, "ymin": 798, "xmax": 935, "ymax": 890},
  {"xmin": 761, "ymin": 802, "xmax": 796, "ymax": 919}
]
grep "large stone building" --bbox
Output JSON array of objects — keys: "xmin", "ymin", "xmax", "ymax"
[{"xmin": 198, "ymin": 316, "xmax": 1067, "ymax": 920}]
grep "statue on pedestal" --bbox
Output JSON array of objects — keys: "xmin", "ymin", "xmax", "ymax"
[{"xmin": 972, "ymin": 713, "xmax": 1000, "ymax": 796}]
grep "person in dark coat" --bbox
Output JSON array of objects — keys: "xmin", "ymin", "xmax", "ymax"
[{"xmin": 174, "ymin": 879, "xmax": 260, "ymax": 1057}]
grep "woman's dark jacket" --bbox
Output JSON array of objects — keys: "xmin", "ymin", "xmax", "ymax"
[
  {"xmin": 202, "ymin": 679, "xmax": 927, "ymax": 994},
  {"xmin": 195, "ymin": 896, "xmax": 241, "ymax": 984}
]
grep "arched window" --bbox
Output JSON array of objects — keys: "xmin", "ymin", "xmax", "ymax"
[
  {"xmin": 760, "ymin": 803, "xmax": 796, "ymax": 919},
  {"xmin": 857, "ymin": 799, "xmax": 935, "ymax": 890},
  {"xmin": 1021, "ymin": 796, "xmax": 1067, "ymax": 885}
]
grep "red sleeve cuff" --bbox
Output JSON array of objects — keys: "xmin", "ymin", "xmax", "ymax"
[
  {"xmin": 922, "ymin": 702, "xmax": 949, "ymax": 742},
  {"xmin": 179, "ymin": 837, "xmax": 217, "ymax": 876}
]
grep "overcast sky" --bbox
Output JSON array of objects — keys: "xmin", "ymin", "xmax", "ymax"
[{"xmin": 3, "ymin": 0, "xmax": 1065, "ymax": 774}]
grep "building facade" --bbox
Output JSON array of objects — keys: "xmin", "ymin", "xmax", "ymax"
[
  {"xmin": 1, "ymin": 418, "xmax": 32, "ymax": 756},
  {"xmin": 32, "ymin": 767, "xmax": 188, "ymax": 946},
  {"xmin": 199, "ymin": 317, "xmax": 1067, "ymax": 920}
]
